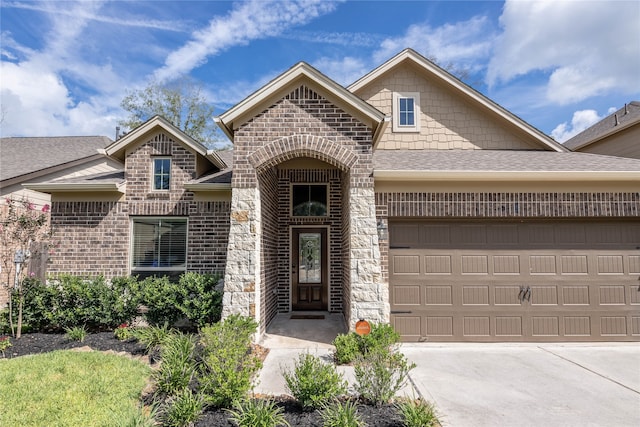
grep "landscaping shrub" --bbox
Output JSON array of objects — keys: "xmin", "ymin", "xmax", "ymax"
[
  {"xmin": 353, "ymin": 348, "xmax": 415, "ymax": 407},
  {"xmin": 64, "ymin": 325, "xmax": 87, "ymax": 342},
  {"xmin": 396, "ymin": 398, "xmax": 439, "ymax": 427},
  {"xmin": 162, "ymin": 388, "xmax": 204, "ymax": 427},
  {"xmin": 320, "ymin": 400, "xmax": 365, "ymax": 427},
  {"xmin": 133, "ymin": 323, "xmax": 174, "ymax": 353},
  {"xmin": 333, "ymin": 332, "xmax": 360, "ymax": 365},
  {"xmin": 199, "ymin": 315, "xmax": 261, "ymax": 408},
  {"xmin": 131, "ymin": 273, "xmax": 222, "ymax": 328},
  {"xmin": 333, "ymin": 323, "xmax": 401, "ymax": 364},
  {"xmin": 176, "ymin": 272, "xmax": 223, "ymax": 328},
  {"xmin": 17, "ymin": 275, "xmax": 138, "ymax": 332},
  {"xmin": 153, "ymin": 332, "xmax": 198, "ymax": 397},
  {"xmin": 283, "ymin": 353, "xmax": 347, "ymax": 410},
  {"xmin": 226, "ymin": 399, "xmax": 289, "ymax": 427}
]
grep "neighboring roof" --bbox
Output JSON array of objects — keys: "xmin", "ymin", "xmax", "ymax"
[
  {"xmin": 184, "ymin": 149, "xmax": 233, "ymax": 191},
  {"xmin": 349, "ymin": 49, "xmax": 566, "ymax": 153},
  {"xmin": 0, "ymin": 136, "xmax": 112, "ymax": 183},
  {"xmin": 105, "ymin": 115, "xmax": 227, "ymax": 170},
  {"xmin": 24, "ymin": 170, "xmax": 126, "ymax": 193},
  {"xmin": 216, "ymin": 62, "xmax": 388, "ymax": 143},
  {"xmin": 373, "ymin": 150, "xmax": 640, "ymax": 181},
  {"xmin": 564, "ymin": 101, "xmax": 640, "ymax": 151}
]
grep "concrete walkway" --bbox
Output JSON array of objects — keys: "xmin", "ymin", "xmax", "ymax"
[
  {"xmin": 403, "ymin": 343, "xmax": 640, "ymax": 427},
  {"xmin": 256, "ymin": 315, "xmax": 640, "ymax": 426}
]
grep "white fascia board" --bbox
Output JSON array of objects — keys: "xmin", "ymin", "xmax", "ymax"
[
  {"xmin": 373, "ymin": 170, "xmax": 640, "ymax": 182},
  {"xmin": 23, "ymin": 182, "xmax": 125, "ymax": 193},
  {"xmin": 183, "ymin": 183, "xmax": 232, "ymax": 191}
]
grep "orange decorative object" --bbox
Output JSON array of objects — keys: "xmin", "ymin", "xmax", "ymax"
[{"xmin": 355, "ymin": 319, "xmax": 371, "ymax": 336}]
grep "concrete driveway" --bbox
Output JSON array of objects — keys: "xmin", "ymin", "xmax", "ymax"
[{"xmin": 403, "ymin": 343, "xmax": 640, "ymax": 427}]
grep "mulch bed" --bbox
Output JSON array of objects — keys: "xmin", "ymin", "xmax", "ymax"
[{"xmin": 3, "ymin": 332, "xmax": 405, "ymax": 426}]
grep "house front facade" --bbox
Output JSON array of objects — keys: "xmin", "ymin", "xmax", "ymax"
[{"xmin": 28, "ymin": 49, "xmax": 640, "ymax": 342}]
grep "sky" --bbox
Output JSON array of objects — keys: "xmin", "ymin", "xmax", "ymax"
[{"xmin": 1, "ymin": 0, "xmax": 639, "ymax": 145}]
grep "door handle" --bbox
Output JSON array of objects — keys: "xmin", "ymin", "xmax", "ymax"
[
  {"xmin": 518, "ymin": 286, "xmax": 525, "ymax": 301},
  {"xmin": 523, "ymin": 286, "xmax": 532, "ymax": 302}
]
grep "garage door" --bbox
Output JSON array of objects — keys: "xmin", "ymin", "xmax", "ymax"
[{"xmin": 389, "ymin": 220, "xmax": 640, "ymax": 342}]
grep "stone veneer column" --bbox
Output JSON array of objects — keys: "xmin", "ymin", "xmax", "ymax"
[
  {"xmin": 222, "ymin": 187, "xmax": 262, "ymax": 320},
  {"xmin": 349, "ymin": 186, "xmax": 389, "ymax": 328}
]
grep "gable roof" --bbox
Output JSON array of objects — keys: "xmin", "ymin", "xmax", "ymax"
[
  {"xmin": 0, "ymin": 136, "xmax": 112, "ymax": 184},
  {"xmin": 349, "ymin": 49, "xmax": 566, "ymax": 153},
  {"xmin": 105, "ymin": 115, "xmax": 227, "ymax": 170},
  {"xmin": 564, "ymin": 101, "xmax": 640, "ymax": 151},
  {"xmin": 216, "ymin": 62, "xmax": 388, "ymax": 142}
]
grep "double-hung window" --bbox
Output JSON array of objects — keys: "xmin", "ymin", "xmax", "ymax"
[
  {"xmin": 153, "ymin": 158, "xmax": 171, "ymax": 191},
  {"xmin": 131, "ymin": 217, "xmax": 187, "ymax": 279},
  {"xmin": 392, "ymin": 92, "xmax": 421, "ymax": 132}
]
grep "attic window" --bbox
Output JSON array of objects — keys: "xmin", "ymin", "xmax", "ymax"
[
  {"xmin": 392, "ymin": 92, "xmax": 420, "ymax": 133},
  {"xmin": 153, "ymin": 158, "xmax": 171, "ymax": 191}
]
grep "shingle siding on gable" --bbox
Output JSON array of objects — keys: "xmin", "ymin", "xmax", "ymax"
[
  {"xmin": 47, "ymin": 134, "xmax": 231, "ymax": 279},
  {"xmin": 355, "ymin": 65, "xmax": 541, "ymax": 150}
]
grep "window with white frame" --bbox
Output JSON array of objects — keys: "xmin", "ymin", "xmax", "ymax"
[
  {"xmin": 392, "ymin": 92, "xmax": 421, "ymax": 132},
  {"xmin": 153, "ymin": 158, "xmax": 171, "ymax": 190},
  {"xmin": 131, "ymin": 217, "xmax": 187, "ymax": 279}
]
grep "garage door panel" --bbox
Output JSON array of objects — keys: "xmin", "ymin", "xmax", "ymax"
[
  {"xmin": 493, "ymin": 255, "xmax": 520, "ymax": 274},
  {"xmin": 530, "ymin": 286, "xmax": 558, "ymax": 305},
  {"xmin": 461, "ymin": 255, "xmax": 488, "ymax": 274},
  {"xmin": 494, "ymin": 286, "xmax": 522, "ymax": 305},
  {"xmin": 530, "ymin": 255, "xmax": 557, "ymax": 274},
  {"xmin": 564, "ymin": 316, "xmax": 591, "ymax": 336},
  {"xmin": 600, "ymin": 317, "xmax": 627, "ymax": 336},
  {"xmin": 390, "ymin": 220, "xmax": 639, "ymax": 342},
  {"xmin": 424, "ymin": 255, "xmax": 452, "ymax": 274},
  {"xmin": 392, "ymin": 255, "xmax": 420, "ymax": 275},
  {"xmin": 424, "ymin": 286, "xmax": 453, "ymax": 305},
  {"xmin": 562, "ymin": 286, "xmax": 590, "ymax": 305},
  {"xmin": 393, "ymin": 285, "xmax": 421, "ymax": 305},
  {"xmin": 462, "ymin": 286, "xmax": 489, "ymax": 305},
  {"xmin": 597, "ymin": 255, "xmax": 624, "ymax": 274},
  {"xmin": 425, "ymin": 316, "xmax": 453, "ymax": 336},
  {"xmin": 561, "ymin": 255, "xmax": 589, "ymax": 274},
  {"xmin": 599, "ymin": 286, "xmax": 626, "ymax": 305},
  {"xmin": 532, "ymin": 316, "xmax": 560, "ymax": 336}
]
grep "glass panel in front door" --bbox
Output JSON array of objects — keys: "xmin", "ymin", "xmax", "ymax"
[{"xmin": 298, "ymin": 233, "xmax": 321, "ymax": 283}]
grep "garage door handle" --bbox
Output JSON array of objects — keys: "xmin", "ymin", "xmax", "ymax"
[
  {"xmin": 518, "ymin": 287, "xmax": 525, "ymax": 301},
  {"xmin": 524, "ymin": 286, "xmax": 532, "ymax": 302}
]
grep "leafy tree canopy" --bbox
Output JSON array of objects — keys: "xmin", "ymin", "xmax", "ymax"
[{"xmin": 119, "ymin": 77, "xmax": 229, "ymax": 149}]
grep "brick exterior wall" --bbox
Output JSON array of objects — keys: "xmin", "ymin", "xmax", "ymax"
[
  {"xmin": 48, "ymin": 132, "xmax": 230, "ymax": 279},
  {"xmin": 224, "ymin": 84, "xmax": 385, "ymax": 329}
]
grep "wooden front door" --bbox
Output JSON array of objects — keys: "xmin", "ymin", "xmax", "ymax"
[{"xmin": 292, "ymin": 228, "xmax": 328, "ymax": 310}]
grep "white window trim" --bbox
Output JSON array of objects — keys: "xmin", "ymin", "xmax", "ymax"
[
  {"xmin": 130, "ymin": 216, "xmax": 188, "ymax": 276},
  {"xmin": 152, "ymin": 157, "xmax": 172, "ymax": 191},
  {"xmin": 392, "ymin": 91, "xmax": 421, "ymax": 133}
]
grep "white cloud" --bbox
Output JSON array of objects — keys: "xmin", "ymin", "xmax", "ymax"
[
  {"xmin": 313, "ymin": 56, "xmax": 368, "ymax": 86},
  {"xmin": 0, "ymin": 1, "xmax": 127, "ymax": 137},
  {"xmin": 488, "ymin": 0, "xmax": 640, "ymax": 105},
  {"xmin": 154, "ymin": 0, "xmax": 341, "ymax": 82},
  {"xmin": 374, "ymin": 16, "xmax": 493, "ymax": 68},
  {"xmin": 551, "ymin": 109, "xmax": 602, "ymax": 142}
]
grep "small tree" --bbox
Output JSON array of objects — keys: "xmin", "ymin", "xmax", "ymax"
[
  {"xmin": 119, "ymin": 76, "xmax": 228, "ymax": 149},
  {"xmin": 0, "ymin": 197, "xmax": 51, "ymax": 338}
]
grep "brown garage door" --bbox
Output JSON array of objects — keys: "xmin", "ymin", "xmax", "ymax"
[{"xmin": 389, "ymin": 220, "xmax": 640, "ymax": 342}]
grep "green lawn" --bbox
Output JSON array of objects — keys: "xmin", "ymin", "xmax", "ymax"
[{"xmin": 0, "ymin": 350, "xmax": 151, "ymax": 427}]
